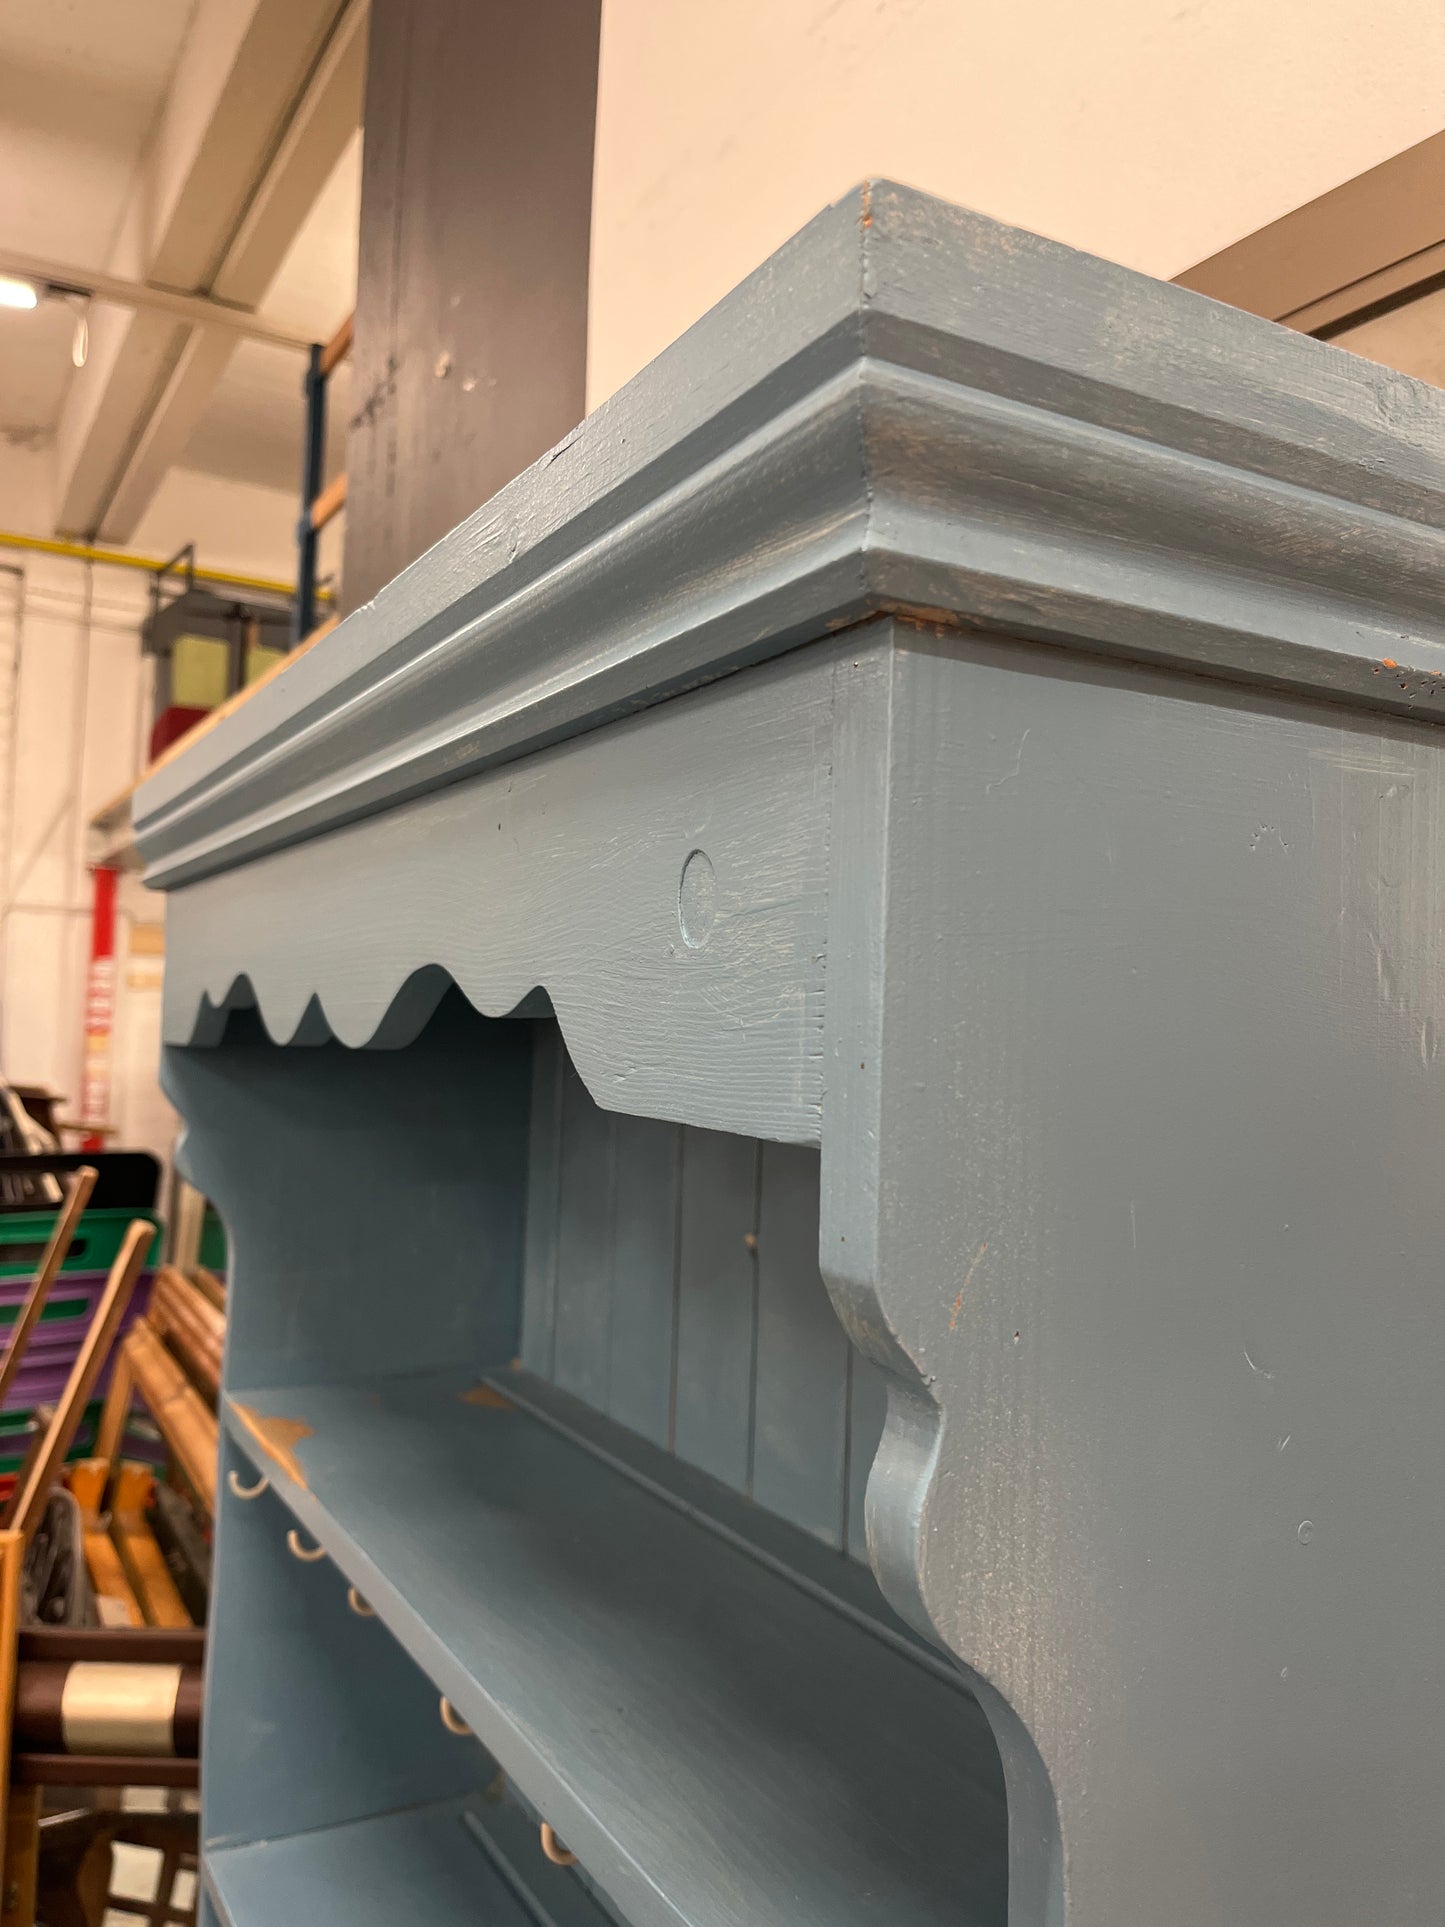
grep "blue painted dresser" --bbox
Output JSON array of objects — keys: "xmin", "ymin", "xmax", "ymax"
[{"xmin": 135, "ymin": 182, "xmax": 1445, "ymax": 1927}]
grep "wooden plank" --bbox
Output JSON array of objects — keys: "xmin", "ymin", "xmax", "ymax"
[
  {"xmin": 221, "ymin": 1373, "xmax": 1008, "ymax": 1927},
  {"xmin": 189, "ymin": 1266, "xmax": 227, "ymax": 1312},
  {"xmin": 12, "ymin": 1755, "xmax": 196, "ymax": 1789},
  {"xmin": 123, "ymin": 1321, "xmax": 218, "ymax": 1513},
  {"xmin": 318, "ymin": 311, "xmax": 354, "ymax": 378},
  {"xmin": 519, "ymin": 1024, "xmax": 564, "ymax": 1376},
  {"xmin": 606, "ymin": 1115, "xmax": 680, "ymax": 1448},
  {"xmin": 0, "ymin": 1167, "xmax": 97, "ymax": 1412},
  {"xmin": 551, "ymin": 1058, "xmax": 614, "ymax": 1408},
  {"xmin": 309, "ymin": 471, "xmax": 348, "ymax": 532},
  {"xmin": 751, "ymin": 1143, "xmax": 849, "ymax": 1545},
  {"xmin": 672, "ymin": 1128, "xmax": 759, "ymax": 1488},
  {"xmin": 9, "ymin": 1218, "xmax": 152, "ymax": 1543},
  {"xmin": 112, "ymin": 1465, "xmax": 192, "ymax": 1628},
  {"xmin": 342, "ymin": 0, "xmax": 600, "ymax": 612},
  {"xmin": 0, "ymin": 1529, "xmax": 23, "ymax": 1900},
  {"xmin": 18, "ymin": 1627, "xmax": 203, "ymax": 1664},
  {"xmin": 92, "ymin": 1349, "xmax": 135, "ymax": 1472},
  {"xmin": 152, "ymin": 1266, "xmax": 225, "ymax": 1402},
  {"xmin": 83, "ymin": 1531, "xmax": 146, "ymax": 1629},
  {"xmin": 67, "ymin": 1460, "xmax": 145, "ymax": 1627}
]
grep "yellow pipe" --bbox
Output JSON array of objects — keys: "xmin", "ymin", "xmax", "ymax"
[{"xmin": 0, "ymin": 529, "xmax": 333, "ymax": 603}]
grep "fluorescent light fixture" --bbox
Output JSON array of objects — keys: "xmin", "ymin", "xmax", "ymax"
[{"xmin": 0, "ymin": 276, "xmax": 38, "ymax": 310}]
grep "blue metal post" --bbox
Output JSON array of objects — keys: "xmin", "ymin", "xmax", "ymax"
[{"xmin": 295, "ymin": 342, "xmax": 325, "ymax": 643}]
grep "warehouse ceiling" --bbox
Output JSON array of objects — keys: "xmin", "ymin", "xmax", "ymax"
[
  {"xmin": 180, "ymin": 134, "xmax": 359, "ymax": 494},
  {"xmin": 0, "ymin": 0, "xmax": 362, "ymax": 535},
  {"xmin": 0, "ymin": 0, "xmax": 196, "ymax": 441}
]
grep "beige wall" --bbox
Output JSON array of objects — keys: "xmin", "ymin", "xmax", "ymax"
[{"xmin": 588, "ymin": 0, "xmax": 1445, "ymax": 408}]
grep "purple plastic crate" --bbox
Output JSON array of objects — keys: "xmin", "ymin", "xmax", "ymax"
[{"xmin": 0, "ymin": 1268, "xmax": 154, "ymax": 1413}]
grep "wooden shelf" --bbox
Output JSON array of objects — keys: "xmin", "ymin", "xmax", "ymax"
[
  {"xmin": 204, "ymin": 1793, "xmax": 605, "ymax": 1926},
  {"xmin": 223, "ymin": 1368, "xmax": 1008, "ymax": 1927}
]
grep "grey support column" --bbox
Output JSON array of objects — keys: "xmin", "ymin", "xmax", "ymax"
[{"xmin": 825, "ymin": 624, "xmax": 1445, "ymax": 1925}]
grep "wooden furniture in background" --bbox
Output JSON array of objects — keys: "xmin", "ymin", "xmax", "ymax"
[
  {"xmin": 5, "ymin": 1221, "xmax": 151, "ymax": 1544},
  {"xmin": 8, "ymin": 1626, "xmax": 202, "ymax": 1790},
  {"xmin": 0, "ymin": 1172, "xmax": 97, "ymax": 1416},
  {"xmin": 0, "ymin": 1194, "xmax": 209, "ymax": 1924},
  {"xmin": 110, "ymin": 1323, "xmax": 216, "ymax": 1517}
]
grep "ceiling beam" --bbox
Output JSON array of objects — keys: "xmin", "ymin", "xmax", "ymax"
[
  {"xmin": 0, "ymin": 248, "xmax": 313, "ymax": 347},
  {"xmin": 53, "ymin": 0, "xmax": 364, "ymax": 543},
  {"xmin": 1175, "ymin": 131, "xmax": 1445, "ymax": 334}
]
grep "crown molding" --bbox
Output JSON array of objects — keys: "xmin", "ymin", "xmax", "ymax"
[{"xmin": 135, "ymin": 179, "xmax": 1445, "ymax": 889}]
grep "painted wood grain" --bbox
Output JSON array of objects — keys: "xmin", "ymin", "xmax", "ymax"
[
  {"xmin": 551, "ymin": 1053, "xmax": 615, "ymax": 1409},
  {"xmin": 137, "ymin": 182, "xmax": 1445, "ymax": 889},
  {"xmin": 219, "ymin": 1374, "xmax": 1008, "ymax": 1927},
  {"xmin": 519, "ymin": 1024, "xmax": 564, "ymax": 1377},
  {"xmin": 845, "ymin": 1350, "xmax": 889, "ymax": 1564},
  {"xmin": 606, "ymin": 1114, "xmax": 680, "ymax": 1449},
  {"xmin": 160, "ymin": 644, "xmax": 835, "ymax": 1147},
  {"xmin": 520, "ymin": 1030, "xmax": 877, "ymax": 1547},
  {"xmin": 671, "ymin": 1128, "xmax": 759, "ymax": 1492}
]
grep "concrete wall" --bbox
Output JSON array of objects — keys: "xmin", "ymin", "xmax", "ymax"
[{"xmin": 587, "ymin": 0, "xmax": 1445, "ymax": 407}]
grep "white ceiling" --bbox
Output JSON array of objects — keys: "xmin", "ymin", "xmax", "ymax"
[
  {"xmin": 0, "ymin": 0, "xmax": 359, "ymax": 500},
  {"xmin": 0, "ymin": 0, "xmax": 195, "ymax": 447},
  {"xmin": 0, "ymin": 0, "xmax": 197, "ymax": 262},
  {"xmin": 180, "ymin": 130, "xmax": 360, "ymax": 492}
]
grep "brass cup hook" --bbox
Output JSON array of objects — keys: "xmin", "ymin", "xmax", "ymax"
[
  {"xmin": 439, "ymin": 1697, "xmax": 472, "ymax": 1736},
  {"xmin": 540, "ymin": 1823, "xmax": 577, "ymax": 1867}
]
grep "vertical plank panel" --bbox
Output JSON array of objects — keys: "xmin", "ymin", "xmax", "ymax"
[
  {"xmin": 845, "ymin": 1349, "xmax": 890, "ymax": 1563},
  {"xmin": 607, "ymin": 1115, "xmax": 681, "ymax": 1447},
  {"xmin": 519, "ymin": 1023, "xmax": 564, "ymax": 1375},
  {"xmin": 751, "ymin": 1145, "xmax": 849, "ymax": 1544},
  {"xmin": 672, "ymin": 1128, "xmax": 759, "ymax": 1490},
  {"xmin": 551, "ymin": 1057, "xmax": 615, "ymax": 1406}
]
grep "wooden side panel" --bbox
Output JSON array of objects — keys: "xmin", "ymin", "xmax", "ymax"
[
  {"xmin": 344, "ymin": 0, "xmax": 600, "ymax": 611},
  {"xmin": 845, "ymin": 1351, "xmax": 889, "ymax": 1563}
]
